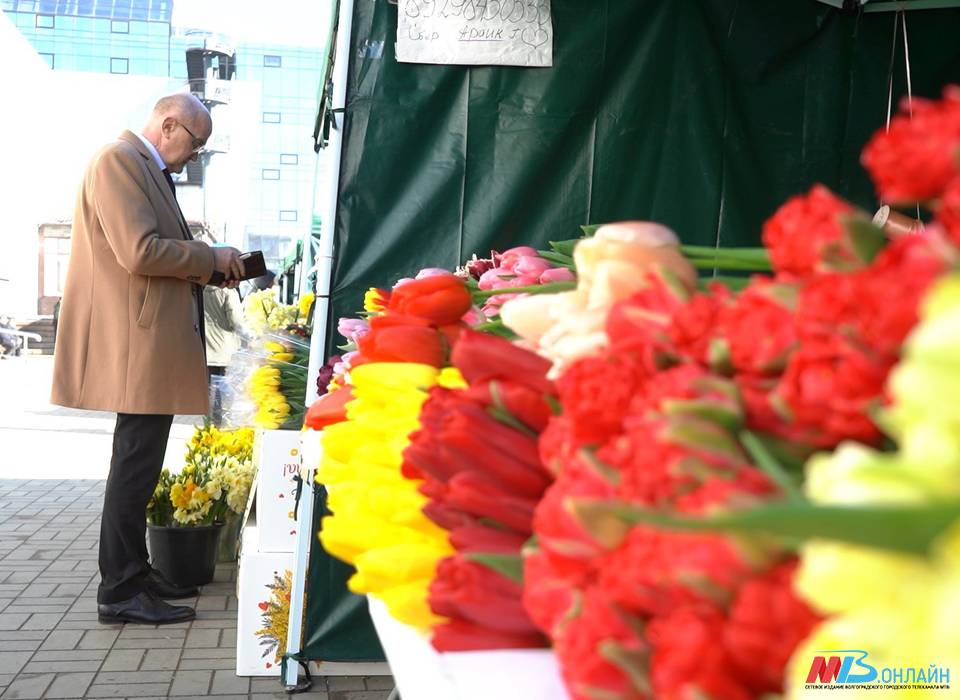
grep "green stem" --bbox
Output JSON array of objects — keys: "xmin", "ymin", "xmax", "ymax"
[
  {"xmin": 472, "ymin": 281, "xmax": 577, "ymax": 300},
  {"xmin": 681, "ymin": 245, "xmax": 770, "ymax": 263},
  {"xmin": 688, "ymin": 258, "xmax": 771, "ymax": 272}
]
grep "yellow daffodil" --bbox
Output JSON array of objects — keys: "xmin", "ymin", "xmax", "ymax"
[{"xmin": 299, "ymin": 292, "xmax": 315, "ymax": 321}]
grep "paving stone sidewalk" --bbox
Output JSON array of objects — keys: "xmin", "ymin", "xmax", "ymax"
[{"xmin": 0, "ymin": 480, "xmax": 393, "ymax": 700}]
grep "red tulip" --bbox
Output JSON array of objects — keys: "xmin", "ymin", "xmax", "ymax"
[
  {"xmin": 444, "ymin": 471, "xmax": 538, "ymax": 533},
  {"xmin": 304, "ymin": 386, "xmax": 354, "ymax": 429},
  {"xmin": 387, "ymin": 273, "xmax": 473, "ymax": 325},
  {"xmin": 356, "ymin": 314, "xmax": 445, "ymax": 366},
  {"xmin": 462, "ymin": 381, "xmax": 553, "ymax": 432},
  {"xmin": 452, "ymin": 329, "xmax": 554, "ymax": 394},
  {"xmin": 449, "ymin": 524, "xmax": 529, "ymax": 554},
  {"xmin": 404, "ymin": 389, "xmax": 551, "ymax": 496},
  {"xmin": 428, "ymin": 555, "xmax": 544, "ymax": 636}
]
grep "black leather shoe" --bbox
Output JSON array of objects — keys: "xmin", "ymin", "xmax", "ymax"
[
  {"xmin": 98, "ymin": 591, "xmax": 196, "ymax": 625},
  {"xmin": 145, "ymin": 570, "xmax": 199, "ymax": 599}
]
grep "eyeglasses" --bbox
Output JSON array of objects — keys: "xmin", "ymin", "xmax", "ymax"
[{"xmin": 174, "ymin": 120, "xmax": 206, "ymax": 152}]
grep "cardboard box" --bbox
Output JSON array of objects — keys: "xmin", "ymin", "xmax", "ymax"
[
  {"xmin": 236, "ymin": 525, "xmax": 295, "ymax": 676},
  {"xmin": 253, "ymin": 429, "xmax": 302, "ymax": 552}
]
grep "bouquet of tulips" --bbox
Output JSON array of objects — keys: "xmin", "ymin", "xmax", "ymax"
[
  {"xmin": 249, "ymin": 327, "xmax": 311, "ymax": 430},
  {"xmin": 305, "ymin": 84, "xmax": 960, "ymax": 700}
]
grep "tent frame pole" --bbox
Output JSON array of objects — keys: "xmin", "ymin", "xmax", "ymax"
[{"xmin": 284, "ymin": 0, "xmax": 355, "ymax": 690}]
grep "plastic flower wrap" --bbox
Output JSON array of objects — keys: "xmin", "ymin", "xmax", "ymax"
[
  {"xmin": 249, "ymin": 329, "xmax": 310, "ymax": 430},
  {"xmin": 316, "ymin": 362, "xmax": 461, "ymax": 629},
  {"xmin": 785, "ymin": 275, "xmax": 960, "ymax": 698}
]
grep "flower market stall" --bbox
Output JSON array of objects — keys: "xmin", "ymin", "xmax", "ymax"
[
  {"xmin": 219, "ymin": 0, "xmax": 960, "ymax": 695},
  {"xmin": 295, "ymin": 82, "xmax": 960, "ymax": 697}
]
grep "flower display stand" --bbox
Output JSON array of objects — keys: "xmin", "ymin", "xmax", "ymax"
[
  {"xmin": 253, "ymin": 429, "xmax": 302, "ymax": 552},
  {"xmin": 367, "ymin": 597, "xmax": 569, "ymax": 700},
  {"xmin": 236, "ymin": 524, "xmax": 295, "ymax": 676}
]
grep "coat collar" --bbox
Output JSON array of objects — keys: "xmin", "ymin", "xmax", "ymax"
[{"xmin": 118, "ymin": 130, "xmax": 193, "ymax": 241}]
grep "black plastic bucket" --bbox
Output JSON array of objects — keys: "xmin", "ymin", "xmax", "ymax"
[{"xmin": 147, "ymin": 523, "xmax": 223, "ymax": 587}]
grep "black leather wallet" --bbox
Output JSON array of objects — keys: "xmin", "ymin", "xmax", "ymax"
[{"xmin": 208, "ymin": 251, "xmax": 268, "ymax": 285}]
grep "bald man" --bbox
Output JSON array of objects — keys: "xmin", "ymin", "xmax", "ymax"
[{"xmin": 52, "ymin": 93, "xmax": 245, "ymax": 625}]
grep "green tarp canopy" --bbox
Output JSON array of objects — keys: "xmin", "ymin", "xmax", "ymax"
[{"xmin": 301, "ymin": 0, "xmax": 960, "ymax": 662}]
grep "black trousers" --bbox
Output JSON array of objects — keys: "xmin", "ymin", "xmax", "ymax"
[{"xmin": 98, "ymin": 413, "xmax": 173, "ymax": 604}]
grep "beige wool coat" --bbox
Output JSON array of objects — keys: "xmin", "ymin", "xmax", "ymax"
[{"xmin": 51, "ymin": 131, "xmax": 215, "ymax": 415}]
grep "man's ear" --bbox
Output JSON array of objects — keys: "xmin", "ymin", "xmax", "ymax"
[{"xmin": 160, "ymin": 117, "xmax": 177, "ymax": 139}]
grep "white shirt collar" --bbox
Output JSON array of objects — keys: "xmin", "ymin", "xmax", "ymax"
[{"xmin": 135, "ymin": 132, "xmax": 167, "ymax": 171}]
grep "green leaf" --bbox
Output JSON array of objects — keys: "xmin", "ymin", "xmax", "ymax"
[
  {"xmin": 573, "ymin": 498, "xmax": 960, "ymax": 555},
  {"xmin": 579, "ymin": 225, "xmax": 601, "ymax": 237},
  {"xmin": 661, "ymin": 419, "xmax": 744, "ymax": 463},
  {"xmin": 545, "ymin": 395, "xmax": 563, "ymax": 416},
  {"xmin": 487, "ymin": 381, "xmax": 538, "ymax": 438},
  {"xmin": 578, "ymin": 448, "xmax": 621, "ymax": 487},
  {"xmin": 844, "ymin": 216, "xmax": 888, "ymax": 264},
  {"xmin": 471, "ymin": 320, "xmax": 519, "ymax": 340},
  {"xmin": 740, "ymin": 431, "xmax": 805, "ymax": 503},
  {"xmin": 464, "ymin": 552, "xmax": 524, "ymax": 583},
  {"xmin": 549, "ymin": 237, "xmax": 583, "ymax": 257},
  {"xmin": 536, "ymin": 250, "xmax": 576, "ymax": 269}
]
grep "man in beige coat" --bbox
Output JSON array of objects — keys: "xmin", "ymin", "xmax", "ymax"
[{"xmin": 52, "ymin": 93, "xmax": 245, "ymax": 625}]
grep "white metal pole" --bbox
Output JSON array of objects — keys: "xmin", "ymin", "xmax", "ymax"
[
  {"xmin": 305, "ymin": 0, "xmax": 354, "ymax": 405},
  {"xmin": 282, "ymin": 464, "xmax": 315, "ymax": 689},
  {"xmin": 284, "ymin": 0, "xmax": 355, "ymax": 688}
]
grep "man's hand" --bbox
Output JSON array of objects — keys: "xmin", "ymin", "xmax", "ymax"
[{"xmin": 212, "ymin": 246, "xmax": 245, "ymax": 283}]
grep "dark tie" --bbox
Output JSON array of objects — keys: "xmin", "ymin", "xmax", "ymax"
[{"xmin": 161, "ymin": 168, "xmax": 177, "ymax": 199}]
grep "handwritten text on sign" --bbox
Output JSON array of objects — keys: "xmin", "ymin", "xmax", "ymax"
[{"xmin": 397, "ymin": 0, "xmax": 553, "ymax": 67}]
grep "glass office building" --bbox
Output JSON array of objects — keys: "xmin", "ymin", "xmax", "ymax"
[{"xmin": 1, "ymin": 0, "xmax": 322, "ymax": 271}]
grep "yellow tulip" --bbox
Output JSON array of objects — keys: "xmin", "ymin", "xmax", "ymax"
[{"xmin": 316, "ymin": 361, "xmax": 453, "ymax": 631}]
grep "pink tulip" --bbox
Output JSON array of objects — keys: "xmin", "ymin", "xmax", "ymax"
[
  {"xmin": 504, "ymin": 274, "xmax": 540, "ymax": 288},
  {"xmin": 337, "ymin": 317, "xmax": 370, "ymax": 343},
  {"xmin": 478, "ymin": 267, "xmax": 510, "ymax": 290},
  {"xmin": 500, "ymin": 246, "xmax": 539, "ymax": 269},
  {"xmin": 539, "ymin": 267, "xmax": 575, "ymax": 283},
  {"xmin": 512, "ymin": 256, "xmax": 552, "ymax": 277}
]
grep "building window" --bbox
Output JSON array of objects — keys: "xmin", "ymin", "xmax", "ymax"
[
  {"xmin": 262, "ymin": 169, "xmax": 280, "ymax": 181},
  {"xmin": 279, "ymin": 210, "xmax": 297, "ymax": 222},
  {"xmin": 280, "ymin": 153, "xmax": 298, "ymax": 165},
  {"xmin": 263, "ymin": 54, "xmax": 282, "ymax": 68},
  {"xmin": 39, "ymin": 52, "xmax": 54, "ymax": 69},
  {"xmin": 36, "ymin": 14, "xmax": 54, "ymax": 28},
  {"xmin": 110, "ymin": 57, "xmax": 128, "ymax": 74},
  {"xmin": 111, "ymin": 19, "xmax": 128, "ymax": 33},
  {"xmin": 262, "ymin": 112, "xmax": 281, "ymax": 124}
]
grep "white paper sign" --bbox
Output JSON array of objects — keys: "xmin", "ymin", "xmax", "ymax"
[{"xmin": 397, "ymin": 0, "xmax": 553, "ymax": 67}]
